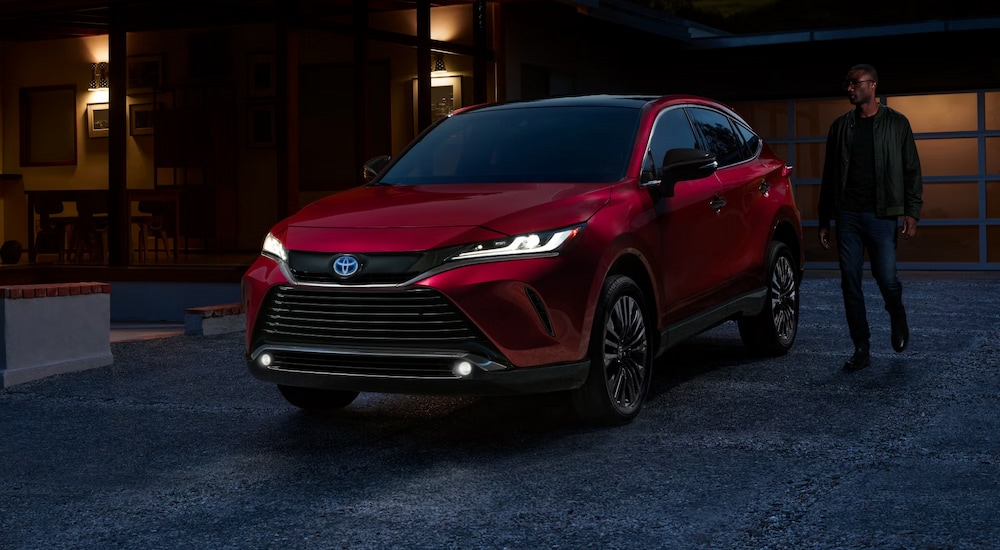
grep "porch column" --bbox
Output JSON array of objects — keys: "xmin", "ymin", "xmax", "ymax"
[
  {"xmin": 354, "ymin": 0, "xmax": 370, "ymax": 186},
  {"xmin": 415, "ymin": 0, "xmax": 431, "ymax": 133},
  {"xmin": 473, "ymin": 0, "xmax": 488, "ymax": 104},
  {"xmin": 276, "ymin": 3, "xmax": 300, "ymax": 219},
  {"xmin": 107, "ymin": 2, "xmax": 128, "ymax": 266}
]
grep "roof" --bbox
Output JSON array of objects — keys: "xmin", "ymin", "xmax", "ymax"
[{"xmin": 685, "ymin": 14, "xmax": 1000, "ymax": 49}]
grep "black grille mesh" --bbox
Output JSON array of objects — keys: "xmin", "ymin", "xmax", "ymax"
[{"xmin": 254, "ymin": 286, "xmax": 484, "ymax": 348}]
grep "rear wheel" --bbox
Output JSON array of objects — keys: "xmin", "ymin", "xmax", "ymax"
[
  {"xmin": 738, "ymin": 241, "xmax": 799, "ymax": 356},
  {"xmin": 277, "ymin": 385, "xmax": 360, "ymax": 413},
  {"xmin": 571, "ymin": 275, "xmax": 653, "ymax": 426}
]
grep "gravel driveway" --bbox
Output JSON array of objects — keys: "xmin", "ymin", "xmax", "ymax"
[{"xmin": 2, "ymin": 274, "xmax": 998, "ymax": 549}]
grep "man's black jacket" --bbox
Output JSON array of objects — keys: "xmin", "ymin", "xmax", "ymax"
[{"xmin": 818, "ymin": 105, "xmax": 923, "ymax": 227}]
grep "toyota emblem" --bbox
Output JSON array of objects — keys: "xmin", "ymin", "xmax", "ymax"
[{"xmin": 332, "ymin": 255, "xmax": 361, "ymax": 278}]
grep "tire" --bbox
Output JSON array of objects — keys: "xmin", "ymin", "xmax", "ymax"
[
  {"xmin": 571, "ymin": 275, "xmax": 653, "ymax": 426},
  {"xmin": 277, "ymin": 385, "xmax": 360, "ymax": 413},
  {"xmin": 738, "ymin": 241, "xmax": 799, "ymax": 356}
]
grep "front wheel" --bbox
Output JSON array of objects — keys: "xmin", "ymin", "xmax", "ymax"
[
  {"xmin": 571, "ymin": 275, "xmax": 653, "ymax": 426},
  {"xmin": 738, "ymin": 241, "xmax": 799, "ymax": 356},
  {"xmin": 277, "ymin": 385, "xmax": 360, "ymax": 414}
]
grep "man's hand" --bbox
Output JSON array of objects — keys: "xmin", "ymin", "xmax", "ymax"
[
  {"xmin": 901, "ymin": 215, "xmax": 918, "ymax": 239},
  {"xmin": 819, "ymin": 226, "xmax": 831, "ymax": 250}
]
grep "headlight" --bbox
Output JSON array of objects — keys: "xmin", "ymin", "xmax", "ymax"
[
  {"xmin": 450, "ymin": 225, "xmax": 583, "ymax": 261},
  {"xmin": 261, "ymin": 232, "xmax": 287, "ymax": 262}
]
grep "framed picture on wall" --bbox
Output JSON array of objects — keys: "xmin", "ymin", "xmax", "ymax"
[
  {"xmin": 248, "ymin": 103, "xmax": 276, "ymax": 148},
  {"xmin": 412, "ymin": 76, "xmax": 462, "ymax": 133},
  {"xmin": 126, "ymin": 54, "xmax": 164, "ymax": 94},
  {"xmin": 87, "ymin": 102, "xmax": 109, "ymax": 138},
  {"xmin": 247, "ymin": 52, "xmax": 276, "ymax": 98},
  {"xmin": 129, "ymin": 103, "xmax": 156, "ymax": 136},
  {"xmin": 19, "ymin": 85, "xmax": 77, "ymax": 166}
]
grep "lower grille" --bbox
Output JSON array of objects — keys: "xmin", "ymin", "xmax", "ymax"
[{"xmin": 267, "ymin": 349, "xmax": 458, "ymax": 378}]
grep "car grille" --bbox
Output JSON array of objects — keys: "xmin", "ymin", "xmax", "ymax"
[
  {"xmin": 263, "ymin": 349, "xmax": 458, "ymax": 378},
  {"xmin": 254, "ymin": 286, "xmax": 486, "ymax": 348}
]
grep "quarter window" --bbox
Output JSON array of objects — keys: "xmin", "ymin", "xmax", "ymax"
[{"xmin": 687, "ymin": 107, "xmax": 745, "ymax": 167}]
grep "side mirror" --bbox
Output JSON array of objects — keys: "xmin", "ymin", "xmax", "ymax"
[
  {"xmin": 659, "ymin": 148, "xmax": 718, "ymax": 197},
  {"xmin": 363, "ymin": 155, "xmax": 391, "ymax": 183}
]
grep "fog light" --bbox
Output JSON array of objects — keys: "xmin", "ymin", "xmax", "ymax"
[
  {"xmin": 259, "ymin": 353, "xmax": 273, "ymax": 367},
  {"xmin": 454, "ymin": 360, "xmax": 473, "ymax": 377}
]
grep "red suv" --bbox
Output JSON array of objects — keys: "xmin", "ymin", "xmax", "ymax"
[{"xmin": 242, "ymin": 95, "xmax": 803, "ymax": 425}]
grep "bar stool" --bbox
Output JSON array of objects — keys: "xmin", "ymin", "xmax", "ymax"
[
  {"xmin": 69, "ymin": 193, "xmax": 108, "ymax": 263},
  {"xmin": 32, "ymin": 195, "xmax": 74, "ymax": 263}
]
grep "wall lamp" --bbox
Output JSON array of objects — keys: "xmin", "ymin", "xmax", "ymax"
[
  {"xmin": 433, "ymin": 53, "xmax": 447, "ymax": 75},
  {"xmin": 88, "ymin": 61, "xmax": 109, "ymax": 91}
]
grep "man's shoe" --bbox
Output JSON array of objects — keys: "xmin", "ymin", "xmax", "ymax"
[
  {"xmin": 891, "ymin": 314, "xmax": 909, "ymax": 353},
  {"xmin": 843, "ymin": 348, "xmax": 871, "ymax": 371}
]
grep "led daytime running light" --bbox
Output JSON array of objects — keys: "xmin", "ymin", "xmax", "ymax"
[{"xmin": 454, "ymin": 226, "xmax": 580, "ymax": 260}]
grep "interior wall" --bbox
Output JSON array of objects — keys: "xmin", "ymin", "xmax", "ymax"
[{"xmin": 2, "ymin": 36, "xmax": 109, "ymax": 191}]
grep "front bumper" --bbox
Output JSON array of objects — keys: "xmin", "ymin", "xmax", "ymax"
[{"xmin": 247, "ymin": 344, "xmax": 590, "ymax": 395}]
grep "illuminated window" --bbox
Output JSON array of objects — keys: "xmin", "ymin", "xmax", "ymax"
[
  {"xmin": 919, "ymin": 183, "xmax": 979, "ymax": 219},
  {"xmin": 794, "ymin": 142, "xmax": 825, "ymax": 179},
  {"xmin": 794, "ymin": 183, "xmax": 820, "ymax": 221},
  {"xmin": 915, "ymin": 138, "xmax": 979, "ymax": 177},
  {"xmin": 987, "ymin": 137, "xmax": 1000, "ymax": 175},
  {"xmin": 986, "ymin": 92, "xmax": 1000, "ymax": 131},
  {"xmin": 887, "ymin": 93, "xmax": 977, "ymax": 133},
  {"xmin": 897, "ymin": 227, "xmax": 979, "ymax": 263},
  {"xmin": 795, "ymin": 99, "xmax": 849, "ymax": 138},
  {"xmin": 989, "ymin": 227, "xmax": 1000, "ymax": 262},
  {"xmin": 988, "ymin": 181, "xmax": 1000, "ymax": 218},
  {"xmin": 730, "ymin": 101, "xmax": 789, "ymax": 139}
]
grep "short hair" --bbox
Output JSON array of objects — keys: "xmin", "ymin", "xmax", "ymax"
[{"xmin": 850, "ymin": 64, "xmax": 878, "ymax": 83}]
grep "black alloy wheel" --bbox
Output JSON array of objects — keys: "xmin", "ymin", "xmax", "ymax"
[{"xmin": 572, "ymin": 275, "xmax": 653, "ymax": 426}]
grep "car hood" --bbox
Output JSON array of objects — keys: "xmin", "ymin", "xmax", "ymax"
[{"xmin": 280, "ymin": 183, "xmax": 611, "ymax": 253}]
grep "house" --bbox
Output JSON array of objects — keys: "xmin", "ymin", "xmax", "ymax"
[{"xmin": 0, "ymin": 0, "xmax": 997, "ymax": 319}]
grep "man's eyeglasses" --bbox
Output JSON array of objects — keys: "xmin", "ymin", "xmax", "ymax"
[{"xmin": 843, "ymin": 79, "xmax": 874, "ymax": 90}]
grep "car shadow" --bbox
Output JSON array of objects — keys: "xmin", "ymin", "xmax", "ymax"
[
  {"xmin": 647, "ymin": 326, "xmax": 757, "ymax": 400},
  {"xmin": 287, "ymin": 324, "xmax": 758, "ymax": 439}
]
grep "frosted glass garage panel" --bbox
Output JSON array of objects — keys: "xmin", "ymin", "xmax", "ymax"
[
  {"xmin": 919, "ymin": 183, "xmax": 979, "ymax": 219},
  {"xmin": 989, "ymin": 227, "xmax": 1000, "ymax": 262},
  {"xmin": 794, "ymin": 142, "xmax": 825, "ymax": 179},
  {"xmin": 795, "ymin": 99, "xmax": 850, "ymax": 138},
  {"xmin": 730, "ymin": 101, "xmax": 789, "ymax": 139},
  {"xmin": 886, "ymin": 93, "xmax": 977, "ymax": 133},
  {"xmin": 988, "ymin": 181, "xmax": 1000, "ymax": 218},
  {"xmin": 987, "ymin": 92, "xmax": 1000, "ymax": 131},
  {"xmin": 916, "ymin": 138, "xmax": 978, "ymax": 177},
  {"xmin": 897, "ymin": 226, "xmax": 979, "ymax": 263},
  {"xmin": 769, "ymin": 143, "xmax": 789, "ymax": 165},
  {"xmin": 794, "ymin": 183, "xmax": 820, "ymax": 220},
  {"xmin": 988, "ymin": 137, "xmax": 1000, "ymax": 175}
]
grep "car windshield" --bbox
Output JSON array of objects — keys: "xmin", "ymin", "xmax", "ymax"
[{"xmin": 378, "ymin": 105, "xmax": 642, "ymax": 185}]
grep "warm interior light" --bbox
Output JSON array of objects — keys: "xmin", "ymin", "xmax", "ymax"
[{"xmin": 432, "ymin": 53, "xmax": 447, "ymax": 75}]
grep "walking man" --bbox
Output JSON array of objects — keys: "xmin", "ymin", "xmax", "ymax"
[{"xmin": 818, "ymin": 64, "xmax": 923, "ymax": 371}]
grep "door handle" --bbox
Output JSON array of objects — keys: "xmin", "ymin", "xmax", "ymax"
[{"xmin": 709, "ymin": 194, "xmax": 727, "ymax": 212}]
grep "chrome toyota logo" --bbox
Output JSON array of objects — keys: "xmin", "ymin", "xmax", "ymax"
[{"xmin": 332, "ymin": 255, "xmax": 361, "ymax": 278}]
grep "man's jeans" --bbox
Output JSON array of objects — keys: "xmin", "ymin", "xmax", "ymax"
[{"xmin": 835, "ymin": 211, "xmax": 905, "ymax": 351}]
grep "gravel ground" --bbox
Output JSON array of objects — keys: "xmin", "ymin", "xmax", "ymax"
[{"xmin": 2, "ymin": 273, "xmax": 999, "ymax": 549}]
